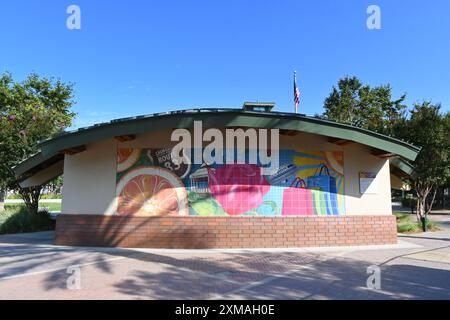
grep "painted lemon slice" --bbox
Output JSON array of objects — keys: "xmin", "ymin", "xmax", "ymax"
[
  {"xmin": 116, "ymin": 166, "xmax": 188, "ymax": 216},
  {"xmin": 117, "ymin": 148, "xmax": 142, "ymax": 173}
]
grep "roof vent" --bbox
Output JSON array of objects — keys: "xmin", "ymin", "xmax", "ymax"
[{"xmin": 242, "ymin": 102, "xmax": 275, "ymax": 112}]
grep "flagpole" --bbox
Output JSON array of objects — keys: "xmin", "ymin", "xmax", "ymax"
[{"xmin": 294, "ymin": 71, "xmax": 298, "ymax": 114}]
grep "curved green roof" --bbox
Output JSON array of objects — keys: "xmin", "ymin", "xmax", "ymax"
[
  {"xmin": 14, "ymin": 108, "xmax": 420, "ymax": 179},
  {"xmin": 38, "ymin": 108, "xmax": 420, "ymax": 160}
]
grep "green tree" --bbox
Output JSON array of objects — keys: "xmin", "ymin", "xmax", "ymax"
[
  {"xmin": 322, "ymin": 77, "xmax": 450, "ymax": 230},
  {"xmin": 0, "ymin": 72, "xmax": 75, "ymax": 214},
  {"xmin": 321, "ymin": 76, "xmax": 407, "ymax": 136},
  {"xmin": 0, "ymin": 189, "xmax": 4, "ymax": 212},
  {"xmin": 45, "ymin": 176, "xmax": 63, "ymax": 195},
  {"xmin": 444, "ymin": 112, "xmax": 450, "ymax": 188},
  {"xmin": 397, "ymin": 102, "xmax": 449, "ymax": 230}
]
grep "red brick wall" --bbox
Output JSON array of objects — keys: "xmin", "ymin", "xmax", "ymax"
[{"xmin": 55, "ymin": 215, "xmax": 397, "ymax": 248}]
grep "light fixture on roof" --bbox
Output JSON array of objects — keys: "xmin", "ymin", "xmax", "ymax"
[{"xmin": 242, "ymin": 102, "xmax": 275, "ymax": 112}]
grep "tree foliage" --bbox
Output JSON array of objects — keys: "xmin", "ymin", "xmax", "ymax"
[
  {"xmin": 322, "ymin": 76, "xmax": 407, "ymax": 136},
  {"xmin": 322, "ymin": 76, "xmax": 450, "ymax": 230},
  {"xmin": 0, "ymin": 72, "xmax": 75, "ymax": 213},
  {"xmin": 444, "ymin": 112, "xmax": 450, "ymax": 187},
  {"xmin": 398, "ymin": 103, "xmax": 450, "ymax": 223}
]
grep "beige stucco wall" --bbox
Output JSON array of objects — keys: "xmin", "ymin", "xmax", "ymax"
[
  {"xmin": 62, "ymin": 139, "xmax": 118, "ymax": 215},
  {"xmin": 343, "ymin": 143, "xmax": 392, "ymax": 215},
  {"xmin": 61, "ymin": 130, "xmax": 392, "ymax": 216}
]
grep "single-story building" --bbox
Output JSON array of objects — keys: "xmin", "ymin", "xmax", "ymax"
[{"xmin": 14, "ymin": 102, "xmax": 419, "ymax": 248}]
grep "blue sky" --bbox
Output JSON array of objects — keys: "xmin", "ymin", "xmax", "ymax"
[{"xmin": 1, "ymin": 0, "xmax": 449, "ymax": 129}]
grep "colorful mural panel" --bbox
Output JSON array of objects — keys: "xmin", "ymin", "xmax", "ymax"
[{"xmin": 115, "ymin": 147, "xmax": 346, "ymax": 217}]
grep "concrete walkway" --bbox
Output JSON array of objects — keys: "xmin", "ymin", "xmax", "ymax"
[{"xmin": 0, "ymin": 227, "xmax": 450, "ymax": 299}]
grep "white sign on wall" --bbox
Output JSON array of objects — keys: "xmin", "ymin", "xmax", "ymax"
[{"xmin": 360, "ymin": 172, "xmax": 378, "ymax": 194}]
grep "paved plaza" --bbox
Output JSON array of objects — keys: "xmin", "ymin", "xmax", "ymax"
[{"xmin": 0, "ymin": 215, "xmax": 449, "ymax": 300}]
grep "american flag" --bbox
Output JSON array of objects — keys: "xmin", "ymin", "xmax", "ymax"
[{"xmin": 294, "ymin": 71, "xmax": 300, "ymax": 113}]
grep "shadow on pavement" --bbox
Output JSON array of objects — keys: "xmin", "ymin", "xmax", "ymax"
[
  {"xmin": 106, "ymin": 251, "xmax": 450, "ymax": 300},
  {"xmin": 2, "ymin": 230, "xmax": 450, "ymax": 299}
]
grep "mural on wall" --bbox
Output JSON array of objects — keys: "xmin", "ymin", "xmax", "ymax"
[{"xmin": 115, "ymin": 148, "xmax": 346, "ymax": 217}]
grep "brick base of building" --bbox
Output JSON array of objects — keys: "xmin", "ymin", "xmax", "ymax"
[{"xmin": 55, "ymin": 215, "xmax": 397, "ymax": 248}]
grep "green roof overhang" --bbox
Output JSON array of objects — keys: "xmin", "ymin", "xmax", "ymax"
[
  {"xmin": 13, "ymin": 152, "xmax": 64, "ymax": 180},
  {"xmin": 390, "ymin": 158, "xmax": 416, "ymax": 178},
  {"xmin": 38, "ymin": 109, "xmax": 420, "ymax": 160},
  {"xmin": 14, "ymin": 109, "xmax": 420, "ymax": 179}
]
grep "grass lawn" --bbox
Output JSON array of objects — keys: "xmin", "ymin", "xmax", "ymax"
[
  {"xmin": 36, "ymin": 201, "xmax": 61, "ymax": 212},
  {"xmin": 0, "ymin": 205, "xmax": 55, "ymax": 235},
  {"xmin": 5, "ymin": 201, "xmax": 61, "ymax": 212},
  {"xmin": 394, "ymin": 212, "xmax": 440, "ymax": 233},
  {"xmin": 6, "ymin": 194, "xmax": 62, "ymax": 200}
]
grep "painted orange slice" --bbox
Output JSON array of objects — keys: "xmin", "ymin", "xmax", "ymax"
[
  {"xmin": 117, "ymin": 148, "xmax": 141, "ymax": 173},
  {"xmin": 116, "ymin": 166, "xmax": 188, "ymax": 216}
]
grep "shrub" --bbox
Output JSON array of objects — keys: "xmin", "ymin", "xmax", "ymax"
[
  {"xmin": 397, "ymin": 221, "xmax": 421, "ymax": 233},
  {"xmin": 0, "ymin": 206, "xmax": 55, "ymax": 235},
  {"xmin": 426, "ymin": 219, "xmax": 439, "ymax": 231},
  {"xmin": 394, "ymin": 211, "xmax": 440, "ymax": 233}
]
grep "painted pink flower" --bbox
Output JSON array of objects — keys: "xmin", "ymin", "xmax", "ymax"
[
  {"xmin": 8, "ymin": 114, "xmax": 16, "ymax": 121},
  {"xmin": 208, "ymin": 164, "xmax": 270, "ymax": 215}
]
